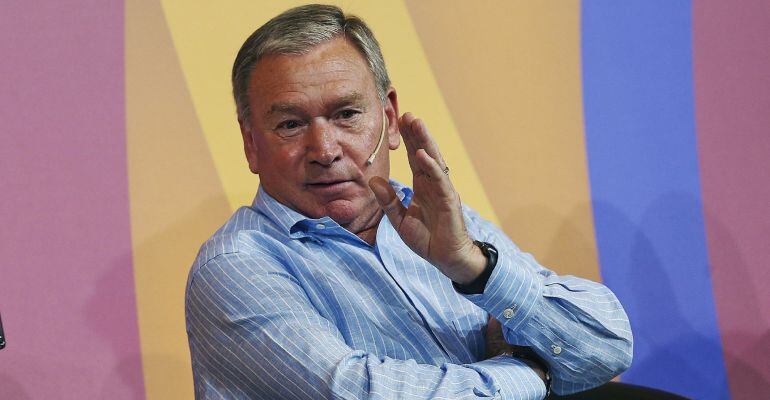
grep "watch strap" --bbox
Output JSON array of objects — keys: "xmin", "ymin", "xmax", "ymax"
[{"xmin": 453, "ymin": 240, "xmax": 498, "ymax": 295}]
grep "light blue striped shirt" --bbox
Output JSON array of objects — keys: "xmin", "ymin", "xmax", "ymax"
[{"xmin": 186, "ymin": 181, "xmax": 632, "ymax": 399}]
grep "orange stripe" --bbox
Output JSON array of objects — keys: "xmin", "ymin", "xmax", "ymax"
[
  {"xmin": 159, "ymin": 0, "xmax": 499, "ymax": 222},
  {"xmin": 126, "ymin": 0, "xmax": 231, "ymax": 398},
  {"xmin": 406, "ymin": 1, "xmax": 600, "ymax": 280}
]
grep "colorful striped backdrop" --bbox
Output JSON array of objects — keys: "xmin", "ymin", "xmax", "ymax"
[{"xmin": 1, "ymin": 1, "xmax": 767, "ymax": 399}]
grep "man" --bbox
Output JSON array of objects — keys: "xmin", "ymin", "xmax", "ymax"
[{"xmin": 186, "ymin": 4, "xmax": 632, "ymax": 399}]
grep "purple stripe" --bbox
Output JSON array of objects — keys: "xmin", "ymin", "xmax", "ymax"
[
  {"xmin": 580, "ymin": 1, "xmax": 728, "ymax": 398},
  {"xmin": 0, "ymin": 2, "xmax": 145, "ymax": 399},
  {"xmin": 693, "ymin": 1, "xmax": 770, "ymax": 397}
]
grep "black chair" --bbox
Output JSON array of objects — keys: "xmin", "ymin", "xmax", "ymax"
[{"xmin": 551, "ymin": 382, "xmax": 690, "ymax": 400}]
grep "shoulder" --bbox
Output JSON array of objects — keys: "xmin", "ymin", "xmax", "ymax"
[{"xmin": 188, "ymin": 206, "xmax": 290, "ymax": 289}]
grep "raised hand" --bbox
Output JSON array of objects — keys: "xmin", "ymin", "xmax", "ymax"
[{"xmin": 368, "ymin": 113, "xmax": 486, "ymax": 285}]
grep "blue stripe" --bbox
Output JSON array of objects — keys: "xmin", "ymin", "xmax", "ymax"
[{"xmin": 580, "ymin": 2, "xmax": 729, "ymax": 399}]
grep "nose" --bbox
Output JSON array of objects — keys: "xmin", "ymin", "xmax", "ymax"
[{"xmin": 307, "ymin": 118, "xmax": 342, "ymax": 167}]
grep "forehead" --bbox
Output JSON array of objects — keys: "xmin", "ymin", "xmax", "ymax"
[{"xmin": 247, "ymin": 38, "xmax": 378, "ymax": 114}]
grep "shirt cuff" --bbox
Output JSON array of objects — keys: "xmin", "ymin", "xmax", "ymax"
[
  {"xmin": 460, "ymin": 245, "xmax": 543, "ymax": 332},
  {"xmin": 465, "ymin": 355, "xmax": 547, "ymax": 399}
]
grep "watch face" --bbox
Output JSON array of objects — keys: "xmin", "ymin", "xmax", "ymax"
[
  {"xmin": 474, "ymin": 241, "xmax": 498, "ymax": 267},
  {"xmin": 486, "ymin": 243, "xmax": 498, "ymax": 257},
  {"xmin": 474, "ymin": 240, "xmax": 498, "ymax": 256}
]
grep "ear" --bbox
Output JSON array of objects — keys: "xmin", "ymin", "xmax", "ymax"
[
  {"xmin": 384, "ymin": 87, "xmax": 400, "ymax": 150},
  {"xmin": 239, "ymin": 118, "xmax": 260, "ymax": 174}
]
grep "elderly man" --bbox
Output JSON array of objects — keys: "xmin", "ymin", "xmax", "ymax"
[{"xmin": 186, "ymin": 4, "xmax": 632, "ymax": 399}]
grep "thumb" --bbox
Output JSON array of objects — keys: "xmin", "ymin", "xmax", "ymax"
[{"xmin": 368, "ymin": 176, "xmax": 405, "ymax": 227}]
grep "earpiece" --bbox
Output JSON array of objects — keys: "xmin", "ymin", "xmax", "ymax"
[{"xmin": 366, "ymin": 109, "xmax": 388, "ymax": 165}]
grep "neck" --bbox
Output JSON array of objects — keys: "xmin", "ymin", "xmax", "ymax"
[{"xmin": 350, "ymin": 208, "xmax": 383, "ymax": 246}]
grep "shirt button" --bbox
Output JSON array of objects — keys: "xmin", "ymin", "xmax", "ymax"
[
  {"xmin": 315, "ymin": 223, "xmax": 326, "ymax": 230},
  {"xmin": 502, "ymin": 308, "xmax": 515, "ymax": 319},
  {"xmin": 552, "ymin": 345, "xmax": 562, "ymax": 355}
]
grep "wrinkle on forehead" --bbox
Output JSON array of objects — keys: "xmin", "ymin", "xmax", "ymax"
[
  {"xmin": 247, "ymin": 38, "xmax": 379, "ymax": 119},
  {"xmin": 268, "ymin": 92, "xmax": 367, "ymax": 116}
]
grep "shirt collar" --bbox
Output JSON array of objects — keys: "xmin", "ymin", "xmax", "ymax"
[{"xmin": 251, "ymin": 180, "xmax": 413, "ymax": 238}]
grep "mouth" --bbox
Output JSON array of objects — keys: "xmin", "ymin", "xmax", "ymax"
[
  {"xmin": 307, "ymin": 178, "xmax": 349, "ymax": 186},
  {"xmin": 305, "ymin": 179, "xmax": 354, "ymax": 192}
]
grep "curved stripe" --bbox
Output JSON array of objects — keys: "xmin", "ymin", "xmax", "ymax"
[
  {"xmin": 159, "ymin": 0, "xmax": 498, "ymax": 222},
  {"xmin": 135, "ymin": 2, "xmax": 497, "ymax": 397},
  {"xmin": 126, "ymin": 0, "xmax": 232, "ymax": 398},
  {"xmin": 0, "ymin": 2, "xmax": 144, "ymax": 399},
  {"xmin": 693, "ymin": 1, "xmax": 770, "ymax": 397},
  {"xmin": 580, "ymin": 1, "xmax": 728, "ymax": 398},
  {"xmin": 406, "ymin": 1, "xmax": 601, "ymax": 281}
]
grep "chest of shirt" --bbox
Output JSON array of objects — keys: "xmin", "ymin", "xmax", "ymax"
[{"xmin": 257, "ymin": 223, "xmax": 487, "ymax": 364}]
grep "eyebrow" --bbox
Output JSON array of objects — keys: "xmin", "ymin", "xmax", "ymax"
[
  {"xmin": 267, "ymin": 102, "xmax": 304, "ymax": 116},
  {"xmin": 266, "ymin": 92, "xmax": 368, "ymax": 116},
  {"xmin": 328, "ymin": 92, "xmax": 367, "ymax": 111}
]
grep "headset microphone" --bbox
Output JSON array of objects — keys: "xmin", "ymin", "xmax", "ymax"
[{"xmin": 365, "ymin": 109, "xmax": 387, "ymax": 165}]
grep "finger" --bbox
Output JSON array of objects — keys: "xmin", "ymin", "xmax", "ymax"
[
  {"xmin": 410, "ymin": 118, "xmax": 446, "ymax": 170},
  {"xmin": 398, "ymin": 113, "xmax": 420, "ymax": 173},
  {"xmin": 400, "ymin": 114, "xmax": 447, "ymax": 174},
  {"xmin": 415, "ymin": 148, "xmax": 453, "ymax": 197},
  {"xmin": 368, "ymin": 176, "xmax": 406, "ymax": 228},
  {"xmin": 399, "ymin": 112, "xmax": 418, "ymax": 152}
]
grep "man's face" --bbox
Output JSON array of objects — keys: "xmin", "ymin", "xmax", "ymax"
[{"xmin": 241, "ymin": 37, "xmax": 400, "ymax": 231}]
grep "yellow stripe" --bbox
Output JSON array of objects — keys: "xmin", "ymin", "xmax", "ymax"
[
  {"xmin": 158, "ymin": 0, "xmax": 499, "ymax": 223},
  {"xmin": 126, "ymin": 1, "xmax": 231, "ymax": 398},
  {"xmin": 130, "ymin": 1, "xmax": 503, "ymax": 398},
  {"xmin": 406, "ymin": 1, "xmax": 601, "ymax": 280}
]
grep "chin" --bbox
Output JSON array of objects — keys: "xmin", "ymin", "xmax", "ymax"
[{"xmin": 323, "ymin": 199, "xmax": 361, "ymax": 225}]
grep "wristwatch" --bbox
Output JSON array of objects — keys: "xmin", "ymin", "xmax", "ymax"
[{"xmin": 453, "ymin": 240, "xmax": 498, "ymax": 295}]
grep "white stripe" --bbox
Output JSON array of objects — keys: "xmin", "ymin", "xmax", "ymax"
[{"xmin": 185, "ymin": 185, "xmax": 633, "ymax": 398}]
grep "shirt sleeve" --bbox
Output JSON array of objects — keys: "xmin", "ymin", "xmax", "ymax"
[
  {"xmin": 460, "ymin": 206, "xmax": 634, "ymax": 395},
  {"xmin": 186, "ymin": 251, "xmax": 547, "ymax": 400}
]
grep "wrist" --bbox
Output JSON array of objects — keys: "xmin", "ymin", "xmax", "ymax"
[
  {"xmin": 453, "ymin": 241, "xmax": 487, "ymax": 285},
  {"xmin": 453, "ymin": 241, "xmax": 498, "ymax": 294}
]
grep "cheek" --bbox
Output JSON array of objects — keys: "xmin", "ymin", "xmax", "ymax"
[
  {"xmin": 351, "ymin": 124, "xmax": 380, "ymax": 155},
  {"xmin": 259, "ymin": 144, "xmax": 305, "ymax": 168}
]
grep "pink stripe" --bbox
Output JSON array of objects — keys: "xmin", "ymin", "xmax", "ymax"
[
  {"xmin": 0, "ymin": 2, "xmax": 145, "ymax": 399},
  {"xmin": 693, "ymin": 1, "xmax": 770, "ymax": 397}
]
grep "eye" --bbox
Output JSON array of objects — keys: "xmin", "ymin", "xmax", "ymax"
[
  {"xmin": 336, "ymin": 109, "xmax": 360, "ymax": 120},
  {"xmin": 275, "ymin": 119, "xmax": 307, "ymax": 137},
  {"xmin": 276, "ymin": 119, "xmax": 303, "ymax": 130}
]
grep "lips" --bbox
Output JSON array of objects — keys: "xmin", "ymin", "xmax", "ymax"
[
  {"xmin": 305, "ymin": 179, "xmax": 354, "ymax": 194},
  {"xmin": 307, "ymin": 179, "xmax": 350, "ymax": 186}
]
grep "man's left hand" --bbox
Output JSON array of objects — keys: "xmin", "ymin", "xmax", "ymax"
[
  {"xmin": 369, "ymin": 113, "xmax": 486, "ymax": 285},
  {"xmin": 486, "ymin": 317, "xmax": 548, "ymax": 385}
]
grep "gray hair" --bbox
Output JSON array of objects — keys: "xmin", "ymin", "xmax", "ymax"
[{"xmin": 232, "ymin": 4, "xmax": 391, "ymax": 129}]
